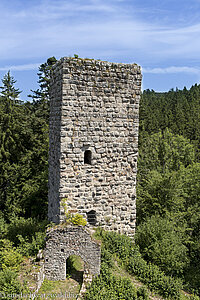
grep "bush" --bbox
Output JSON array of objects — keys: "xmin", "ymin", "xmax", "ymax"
[
  {"xmin": 85, "ymin": 248, "xmax": 142, "ymax": 300},
  {"xmin": 137, "ymin": 286, "xmax": 149, "ymax": 300},
  {"xmin": 17, "ymin": 231, "xmax": 46, "ymax": 256},
  {"xmin": 61, "ymin": 199, "xmax": 87, "ymax": 226},
  {"xmin": 6, "ymin": 217, "xmax": 48, "ymax": 246},
  {"xmin": 4, "ymin": 217, "xmax": 47, "ymax": 257},
  {"xmin": 0, "ymin": 239, "xmax": 22, "ymax": 271},
  {"xmin": 0, "ymin": 213, "xmax": 7, "ymax": 239},
  {"xmin": 71, "ymin": 213, "xmax": 87, "ymax": 226},
  {"xmin": 0, "ymin": 269, "xmax": 22, "ymax": 296},
  {"xmin": 135, "ymin": 215, "xmax": 189, "ymax": 276},
  {"xmin": 128, "ymin": 254, "xmax": 182, "ymax": 299},
  {"xmin": 95, "ymin": 228, "xmax": 182, "ymax": 299}
]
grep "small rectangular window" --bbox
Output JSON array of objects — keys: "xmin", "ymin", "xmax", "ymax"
[
  {"xmin": 87, "ymin": 210, "xmax": 97, "ymax": 225},
  {"xmin": 84, "ymin": 150, "xmax": 92, "ymax": 164}
]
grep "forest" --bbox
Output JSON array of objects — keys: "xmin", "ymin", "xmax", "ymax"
[{"xmin": 0, "ymin": 58, "xmax": 199, "ymax": 299}]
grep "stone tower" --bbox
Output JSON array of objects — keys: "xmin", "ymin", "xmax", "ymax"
[{"xmin": 48, "ymin": 57, "xmax": 142, "ymax": 237}]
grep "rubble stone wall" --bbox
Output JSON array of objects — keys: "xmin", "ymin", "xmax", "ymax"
[
  {"xmin": 44, "ymin": 226, "xmax": 101, "ymax": 280},
  {"xmin": 48, "ymin": 57, "xmax": 142, "ymax": 237}
]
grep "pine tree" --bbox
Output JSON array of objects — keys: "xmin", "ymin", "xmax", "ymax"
[
  {"xmin": 0, "ymin": 72, "xmax": 22, "ymax": 215},
  {"xmin": 28, "ymin": 56, "xmax": 57, "ymax": 122}
]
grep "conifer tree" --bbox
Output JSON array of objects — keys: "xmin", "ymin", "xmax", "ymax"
[
  {"xmin": 28, "ymin": 56, "xmax": 57, "ymax": 121},
  {"xmin": 0, "ymin": 72, "xmax": 22, "ymax": 215}
]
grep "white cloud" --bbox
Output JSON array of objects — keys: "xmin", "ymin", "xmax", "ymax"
[
  {"xmin": 0, "ymin": 0, "xmax": 200, "ymax": 65},
  {"xmin": 8, "ymin": 0, "xmax": 119, "ymax": 21},
  {"xmin": 143, "ymin": 66, "xmax": 200, "ymax": 75},
  {"xmin": 0, "ymin": 63, "xmax": 40, "ymax": 71}
]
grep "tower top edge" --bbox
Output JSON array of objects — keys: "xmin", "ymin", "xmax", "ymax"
[{"xmin": 52, "ymin": 56, "xmax": 142, "ymax": 72}]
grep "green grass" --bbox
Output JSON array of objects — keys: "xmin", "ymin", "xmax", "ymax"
[
  {"xmin": 66, "ymin": 255, "xmax": 84, "ymax": 275},
  {"xmin": 38, "ymin": 278, "xmax": 80, "ymax": 298},
  {"xmin": 37, "ymin": 255, "xmax": 84, "ymax": 298}
]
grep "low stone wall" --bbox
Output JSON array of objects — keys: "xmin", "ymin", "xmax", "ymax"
[
  {"xmin": 78, "ymin": 269, "xmax": 93, "ymax": 299},
  {"xmin": 35, "ymin": 261, "xmax": 45, "ymax": 293},
  {"xmin": 44, "ymin": 225, "xmax": 101, "ymax": 281}
]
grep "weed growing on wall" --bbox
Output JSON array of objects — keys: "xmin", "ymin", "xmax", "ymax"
[{"xmin": 60, "ymin": 199, "xmax": 87, "ymax": 226}]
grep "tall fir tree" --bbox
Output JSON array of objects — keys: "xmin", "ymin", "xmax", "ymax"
[
  {"xmin": 28, "ymin": 56, "xmax": 57, "ymax": 122},
  {"xmin": 0, "ymin": 72, "xmax": 22, "ymax": 216}
]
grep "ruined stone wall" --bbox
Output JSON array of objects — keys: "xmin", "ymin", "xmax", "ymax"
[
  {"xmin": 48, "ymin": 57, "xmax": 142, "ymax": 237},
  {"xmin": 44, "ymin": 226, "xmax": 101, "ymax": 280},
  {"xmin": 48, "ymin": 63, "xmax": 63, "ymax": 224}
]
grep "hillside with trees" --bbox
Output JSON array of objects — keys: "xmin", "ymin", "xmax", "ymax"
[
  {"xmin": 0, "ymin": 59, "xmax": 199, "ymax": 298},
  {"xmin": 137, "ymin": 88, "xmax": 200, "ymax": 295}
]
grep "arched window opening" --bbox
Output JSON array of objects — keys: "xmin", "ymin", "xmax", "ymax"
[
  {"xmin": 66, "ymin": 255, "xmax": 84, "ymax": 283},
  {"xmin": 84, "ymin": 150, "xmax": 92, "ymax": 165},
  {"xmin": 87, "ymin": 210, "xmax": 97, "ymax": 225}
]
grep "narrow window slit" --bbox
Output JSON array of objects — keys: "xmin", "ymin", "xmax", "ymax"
[
  {"xmin": 87, "ymin": 210, "xmax": 97, "ymax": 225},
  {"xmin": 84, "ymin": 150, "xmax": 92, "ymax": 165}
]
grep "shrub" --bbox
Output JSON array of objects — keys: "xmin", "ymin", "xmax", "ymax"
[
  {"xmin": 61, "ymin": 199, "xmax": 87, "ymax": 226},
  {"xmin": 71, "ymin": 213, "xmax": 87, "ymax": 226},
  {"xmin": 128, "ymin": 256, "xmax": 182, "ymax": 299},
  {"xmin": 6, "ymin": 217, "xmax": 48, "ymax": 246},
  {"xmin": 3, "ymin": 217, "xmax": 48, "ymax": 257},
  {"xmin": 137, "ymin": 286, "xmax": 149, "ymax": 300},
  {"xmin": 0, "ymin": 239, "xmax": 22, "ymax": 271},
  {"xmin": 17, "ymin": 231, "xmax": 46, "ymax": 256},
  {"xmin": 135, "ymin": 215, "xmax": 189, "ymax": 276},
  {"xmin": 0, "ymin": 213, "xmax": 7, "ymax": 239},
  {"xmin": 85, "ymin": 248, "xmax": 140, "ymax": 300},
  {"xmin": 0, "ymin": 269, "xmax": 22, "ymax": 296},
  {"xmin": 95, "ymin": 229, "xmax": 182, "ymax": 299}
]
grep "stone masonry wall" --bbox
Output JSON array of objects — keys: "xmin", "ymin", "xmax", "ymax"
[
  {"xmin": 48, "ymin": 57, "xmax": 142, "ymax": 237},
  {"xmin": 44, "ymin": 226, "xmax": 101, "ymax": 280},
  {"xmin": 48, "ymin": 62, "xmax": 63, "ymax": 224}
]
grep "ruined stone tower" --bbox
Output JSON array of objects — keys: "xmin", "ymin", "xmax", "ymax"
[{"xmin": 48, "ymin": 57, "xmax": 142, "ymax": 237}]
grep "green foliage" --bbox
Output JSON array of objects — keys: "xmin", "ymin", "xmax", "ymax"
[
  {"xmin": 0, "ymin": 71, "xmax": 24, "ymax": 218},
  {"xmin": 128, "ymin": 257, "xmax": 182, "ymax": 299},
  {"xmin": 0, "ymin": 65, "xmax": 53, "ymax": 297},
  {"xmin": 95, "ymin": 228, "xmax": 134, "ymax": 262},
  {"xmin": 61, "ymin": 200, "xmax": 87, "ymax": 226},
  {"xmin": 137, "ymin": 129, "xmax": 197, "ymax": 221},
  {"xmin": 183, "ymin": 264, "xmax": 200, "ymax": 297},
  {"xmin": 0, "ymin": 71, "xmax": 49, "ymax": 221},
  {"xmin": 137, "ymin": 88, "xmax": 200, "ymax": 295},
  {"xmin": 85, "ymin": 248, "xmax": 140, "ymax": 300},
  {"xmin": 17, "ymin": 231, "xmax": 46, "ymax": 257},
  {"xmin": 0, "ymin": 239, "xmax": 22, "ymax": 271},
  {"xmin": 138, "ymin": 128, "xmax": 195, "ymax": 174},
  {"xmin": 0, "ymin": 269, "xmax": 22, "ymax": 296},
  {"xmin": 6, "ymin": 217, "xmax": 47, "ymax": 245},
  {"xmin": 5, "ymin": 217, "xmax": 47, "ymax": 256},
  {"xmin": 140, "ymin": 87, "xmax": 200, "ymax": 151},
  {"xmin": 137, "ymin": 286, "xmax": 149, "ymax": 300},
  {"xmin": 0, "ymin": 213, "xmax": 7, "ymax": 239},
  {"xmin": 135, "ymin": 215, "xmax": 189, "ymax": 276},
  {"xmin": 70, "ymin": 214, "xmax": 87, "ymax": 226},
  {"xmin": 64, "ymin": 211, "xmax": 87, "ymax": 226},
  {"xmin": 94, "ymin": 229, "xmax": 182, "ymax": 299},
  {"xmin": 188, "ymin": 295, "xmax": 200, "ymax": 300},
  {"xmin": 39, "ymin": 279, "xmax": 57, "ymax": 292}
]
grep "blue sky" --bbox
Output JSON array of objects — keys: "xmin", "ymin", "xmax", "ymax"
[{"xmin": 1, "ymin": 0, "xmax": 200, "ymax": 100}]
